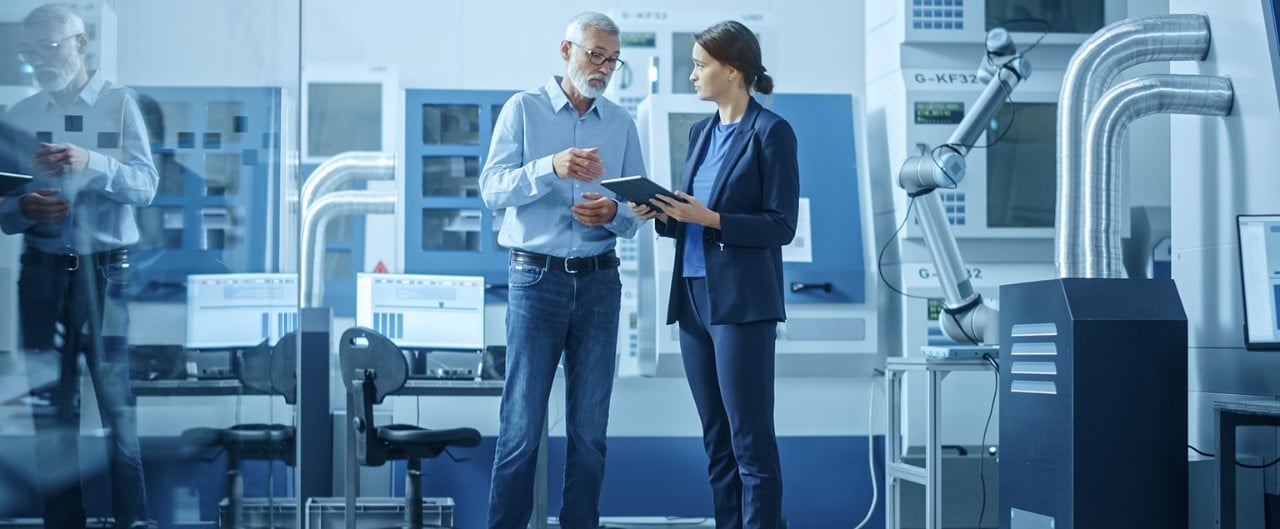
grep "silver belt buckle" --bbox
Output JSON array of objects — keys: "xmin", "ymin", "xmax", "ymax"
[
  {"xmin": 563, "ymin": 257, "xmax": 579, "ymax": 274},
  {"xmin": 64, "ymin": 254, "xmax": 79, "ymax": 271}
]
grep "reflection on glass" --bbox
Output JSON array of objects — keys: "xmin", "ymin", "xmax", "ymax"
[
  {"xmin": 207, "ymin": 101, "xmax": 245, "ymax": 144},
  {"xmin": 202, "ymin": 207, "xmax": 236, "ymax": 249},
  {"xmin": 325, "ymin": 249, "xmax": 351, "ymax": 280},
  {"xmin": 423, "ymin": 209, "xmax": 482, "ymax": 251},
  {"xmin": 423, "ymin": 156, "xmax": 480, "ymax": 197},
  {"xmin": 492, "ymin": 104, "xmax": 504, "ymax": 130},
  {"xmin": 136, "ymin": 207, "xmax": 185, "ymax": 249},
  {"xmin": 986, "ymin": 0, "xmax": 1106, "ymax": 33},
  {"xmin": 326, "ymin": 214, "xmax": 353, "ymax": 242},
  {"xmin": 423, "ymin": 104, "xmax": 480, "ymax": 144},
  {"xmin": 203, "ymin": 152, "xmax": 241, "ymax": 196},
  {"xmin": 3, "ymin": 5, "xmax": 163, "ymax": 529},
  {"xmin": 307, "ymin": 82, "xmax": 382, "ymax": 157},
  {"xmin": 155, "ymin": 152, "xmax": 199, "ymax": 197},
  {"xmin": 986, "ymin": 102, "xmax": 1056, "ymax": 228}
]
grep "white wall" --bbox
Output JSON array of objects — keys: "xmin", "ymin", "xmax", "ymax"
[{"xmin": 301, "ymin": 0, "xmax": 865, "ymax": 95}]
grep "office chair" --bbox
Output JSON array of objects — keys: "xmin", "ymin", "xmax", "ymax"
[
  {"xmin": 181, "ymin": 332, "xmax": 297, "ymax": 529},
  {"xmin": 338, "ymin": 326, "xmax": 481, "ymax": 529}
]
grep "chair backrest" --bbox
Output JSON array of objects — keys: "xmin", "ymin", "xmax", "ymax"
[
  {"xmin": 237, "ymin": 339, "xmax": 274, "ymax": 395},
  {"xmin": 271, "ymin": 331, "xmax": 298, "ymax": 405},
  {"xmin": 236, "ymin": 333, "xmax": 298, "ymax": 404},
  {"xmin": 338, "ymin": 327, "xmax": 408, "ymax": 404},
  {"xmin": 339, "ymin": 327, "xmax": 409, "ymax": 467}
]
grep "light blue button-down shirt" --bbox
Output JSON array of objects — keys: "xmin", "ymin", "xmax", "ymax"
[
  {"xmin": 0, "ymin": 71, "xmax": 158, "ymax": 254},
  {"xmin": 480, "ymin": 76, "xmax": 642, "ymax": 258}
]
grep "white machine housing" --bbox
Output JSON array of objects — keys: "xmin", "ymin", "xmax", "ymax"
[
  {"xmin": 604, "ymin": 9, "xmax": 777, "ymax": 120},
  {"xmin": 866, "ymin": 0, "xmax": 1129, "ymax": 450},
  {"xmin": 633, "ymin": 93, "xmax": 889, "ymax": 378}
]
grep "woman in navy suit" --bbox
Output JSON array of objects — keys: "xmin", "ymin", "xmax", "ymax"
[{"xmin": 629, "ymin": 20, "xmax": 799, "ymax": 529}]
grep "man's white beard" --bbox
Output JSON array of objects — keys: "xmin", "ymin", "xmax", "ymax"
[
  {"xmin": 36, "ymin": 60, "xmax": 78, "ymax": 92},
  {"xmin": 569, "ymin": 66, "xmax": 609, "ymax": 99}
]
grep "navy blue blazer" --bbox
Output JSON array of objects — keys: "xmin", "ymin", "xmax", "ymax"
[{"xmin": 656, "ymin": 97, "xmax": 800, "ymax": 326}]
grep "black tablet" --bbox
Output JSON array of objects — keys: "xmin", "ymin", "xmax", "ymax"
[
  {"xmin": 600, "ymin": 175, "xmax": 681, "ymax": 208},
  {"xmin": 0, "ymin": 171, "xmax": 33, "ymax": 195}
]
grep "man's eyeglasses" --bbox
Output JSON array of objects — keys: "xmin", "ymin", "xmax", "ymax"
[
  {"xmin": 17, "ymin": 34, "xmax": 82, "ymax": 63},
  {"xmin": 567, "ymin": 41, "xmax": 625, "ymax": 69}
]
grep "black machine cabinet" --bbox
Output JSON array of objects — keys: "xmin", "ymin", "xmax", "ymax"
[{"xmin": 999, "ymin": 279, "xmax": 1187, "ymax": 529}]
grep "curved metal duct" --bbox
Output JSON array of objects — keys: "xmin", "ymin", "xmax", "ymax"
[
  {"xmin": 1074, "ymin": 74, "xmax": 1233, "ymax": 278},
  {"xmin": 1056, "ymin": 14, "xmax": 1211, "ymax": 277},
  {"xmin": 301, "ymin": 191, "xmax": 396, "ymax": 308},
  {"xmin": 299, "ymin": 151, "xmax": 395, "ymax": 212}
]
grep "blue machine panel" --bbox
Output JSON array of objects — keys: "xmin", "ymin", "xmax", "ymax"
[
  {"xmin": 131, "ymin": 86, "xmax": 280, "ymax": 301},
  {"xmin": 768, "ymin": 94, "xmax": 867, "ymax": 304},
  {"xmin": 403, "ymin": 89, "xmax": 515, "ymax": 290}
]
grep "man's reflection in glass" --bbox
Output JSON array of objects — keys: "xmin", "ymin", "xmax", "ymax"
[{"xmin": 0, "ymin": 4, "xmax": 158, "ymax": 528}]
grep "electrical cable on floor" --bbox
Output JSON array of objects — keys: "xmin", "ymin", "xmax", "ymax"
[{"xmin": 852, "ymin": 377, "xmax": 879, "ymax": 529}]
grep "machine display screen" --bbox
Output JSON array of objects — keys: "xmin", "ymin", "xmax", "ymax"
[
  {"xmin": 1236, "ymin": 215, "xmax": 1280, "ymax": 350},
  {"xmin": 186, "ymin": 274, "xmax": 298, "ymax": 349},
  {"xmin": 621, "ymin": 31, "xmax": 657, "ymax": 48},
  {"xmin": 355, "ymin": 273, "xmax": 485, "ymax": 351},
  {"xmin": 915, "ymin": 102, "xmax": 965, "ymax": 125},
  {"xmin": 667, "ymin": 112, "xmax": 707, "ymax": 190},
  {"xmin": 986, "ymin": 0, "xmax": 1105, "ymax": 34},
  {"xmin": 986, "ymin": 102, "xmax": 1056, "ymax": 228}
]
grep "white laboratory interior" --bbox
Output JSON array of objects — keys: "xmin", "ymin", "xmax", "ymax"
[{"xmin": 0, "ymin": 0, "xmax": 1277, "ymax": 528}]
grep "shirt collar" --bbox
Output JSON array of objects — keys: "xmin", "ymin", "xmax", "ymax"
[
  {"xmin": 36, "ymin": 69, "xmax": 105, "ymax": 110},
  {"xmin": 546, "ymin": 75, "xmax": 602, "ymax": 119}
]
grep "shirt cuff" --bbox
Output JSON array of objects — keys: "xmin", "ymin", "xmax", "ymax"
[{"xmin": 531, "ymin": 155, "xmax": 558, "ymax": 189}]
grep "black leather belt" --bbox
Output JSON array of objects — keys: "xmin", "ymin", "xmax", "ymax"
[
  {"xmin": 510, "ymin": 249, "xmax": 619, "ymax": 274},
  {"xmin": 21, "ymin": 248, "xmax": 128, "ymax": 271}
]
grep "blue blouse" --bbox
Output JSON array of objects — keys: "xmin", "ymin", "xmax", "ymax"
[{"xmin": 682, "ymin": 121, "xmax": 737, "ymax": 277}]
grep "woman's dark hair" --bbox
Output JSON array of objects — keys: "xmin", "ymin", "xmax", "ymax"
[{"xmin": 694, "ymin": 20, "xmax": 773, "ymax": 95}]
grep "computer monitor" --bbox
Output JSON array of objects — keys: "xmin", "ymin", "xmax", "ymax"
[
  {"xmin": 186, "ymin": 273, "xmax": 298, "ymax": 350},
  {"xmin": 1236, "ymin": 215, "xmax": 1280, "ymax": 350},
  {"xmin": 355, "ymin": 273, "xmax": 485, "ymax": 352}
]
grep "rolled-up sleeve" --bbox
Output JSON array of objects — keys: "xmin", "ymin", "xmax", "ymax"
[
  {"xmin": 480, "ymin": 96, "xmax": 559, "ymax": 210},
  {"xmin": 74, "ymin": 94, "xmax": 158, "ymax": 207}
]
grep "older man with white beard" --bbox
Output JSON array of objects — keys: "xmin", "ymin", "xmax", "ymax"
[
  {"xmin": 0, "ymin": 4, "xmax": 157, "ymax": 529},
  {"xmin": 479, "ymin": 11, "xmax": 644, "ymax": 529}
]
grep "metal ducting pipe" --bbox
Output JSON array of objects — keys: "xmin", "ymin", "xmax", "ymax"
[
  {"xmin": 1075, "ymin": 74, "xmax": 1233, "ymax": 278},
  {"xmin": 1056, "ymin": 14, "xmax": 1211, "ymax": 277},
  {"xmin": 299, "ymin": 151, "xmax": 395, "ymax": 212},
  {"xmin": 301, "ymin": 191, "xmax": 396, "ymax": 308}
]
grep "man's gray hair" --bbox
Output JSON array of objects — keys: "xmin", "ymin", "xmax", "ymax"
[
  {"xmin": 564, "ymin": 12, "xmax": 619, "ymax": 43},
  {"xmin": 23, "ymin": 3, "xmax": 86, "ymax": 36}
]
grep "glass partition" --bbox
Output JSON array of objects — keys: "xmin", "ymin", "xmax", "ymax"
[{"xmin": 0, "ymin": 1, "xmax": 302, "ymax": 528}]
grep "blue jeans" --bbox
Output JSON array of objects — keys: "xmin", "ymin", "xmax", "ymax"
[
  {"xmin": 18, "ymin": 250, "xmax": 148, "ymax": 529},
  {"xmin": 679, "ymin": 278, "xmax": 782, "ymax": 529},
  {"xmin": 487, "ymin": 255, "xmax": 621, "ymax": 529}
]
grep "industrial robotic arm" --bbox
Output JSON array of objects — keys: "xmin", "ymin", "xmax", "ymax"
[{"xmin": 896, "ymin": 29, "xmax": 1031, "ymax": 345}]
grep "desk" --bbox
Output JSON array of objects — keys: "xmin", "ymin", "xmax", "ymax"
[
  {"xmin": 132, "ymin": 379, "xmax": 268, "ymax": 397},
  {"xmin": 1215, "ymin": 399, "xmax": 1280, "ymax": 529},
  {"xmin": 884, "ymin": 357, "xmax": 994, "ymax": 529}
]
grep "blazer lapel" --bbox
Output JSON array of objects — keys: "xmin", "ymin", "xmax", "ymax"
[
  {"xmin": 682, "ymin": 119, "xmax": 715, "ymax": 194},
  {"xmin": 706, "ymin": 99, "xmax": 762, "ymax": 209}
]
